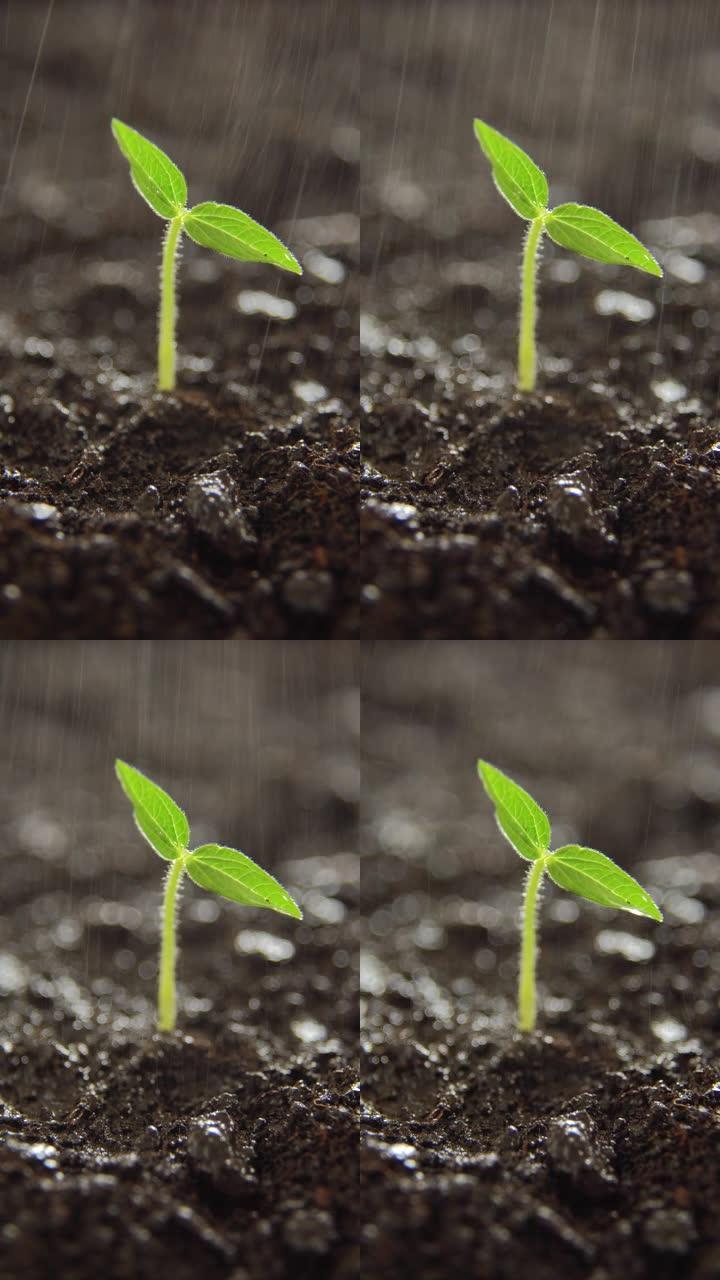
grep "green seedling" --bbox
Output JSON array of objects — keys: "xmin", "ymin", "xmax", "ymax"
[
  {"xmin": 111, "ymin": 119, "xmax": 302, "ymax": 391},
  {"xmin": 115, "ymin": 759, "xmax": 302, "ymax": 1032},
  {"xmin": 477, "ymin": 760, "xmax": 662, "ymax": 1033},
  {"xmin": 473, "ymin": 121, "xmax": 662, "ymax": 392}
]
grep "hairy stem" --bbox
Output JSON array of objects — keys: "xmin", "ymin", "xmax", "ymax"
[
  {"xmin": 518, "ymin": 856, "xmax": 545, "ymax": 1032},
  {"xmin": 158, "ymin": 856, "xmax": 185, "ymax": 1031},
  {"xmin": 158, "ymin": 214, "xmax": 184, "ymax": 392},
  {"xmin": 518, "ymin": 215, "xmax": 545, "ymax": 393}
]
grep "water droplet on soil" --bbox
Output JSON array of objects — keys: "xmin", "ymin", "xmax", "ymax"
[
  {"xmin": 652, "ymin": 378, "xmax": 688, "ymax": 404},
  {"xmin": 135, "ymin": 485, "xmax": 160, "ymax": 516},
  {"xmin": 0, "ymin": 954, "xmax": 27, "ymax": 996},
  {"xmin": 651, "ymin": 1016, "xmax": 689, "ymax": 1044},
  {"xmin": 291, "ymin": 1017, "xmax": 329, "ymax": 1045},
  {"xmin": 6, "ymin": 1139, "xmax": 59, "ymax": 1169},
  {"xmin": 234, "ymin": 931, "xmax": 295, "ymax": 963},
  {"xmin": 595, "ymin": 290, "xmax": 655, "ymax": 322},
  {"xmin": 236, "ymin": 291, "xmax": 297, "ymax": 320},
  {"xmin": 13, "ymin": 501, "xmax": 58, "ymax": 524},
  {"xmin": 23, "ymin": 337, "xmax": 54, "ymax": 361},
  {"xmin": 595, "ymin": 931, "xmax": 655, "ymax": 962},
  {"xmin": 665, "ymin": 252, "xmax": 705, "ymax": 283},
  {"xmin": 385, "ymin": 1142, "xmax": 419, "ymax": 1167},
  {"xmin": 304, "ymin": 250, "xmax": 345, "ymax": 284},
  {"xmin": 292, "ymin": 380, "xmax": 329, "ymax": 405}
]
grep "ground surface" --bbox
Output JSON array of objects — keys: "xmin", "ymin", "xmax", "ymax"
[
  {"xmin": 0, "ymin": 643, "xmax": 360, "ymax": 1280},
  {"xmin": 361, "ymin": 642, "xmax": 720, "ymax": 1279},
  {"xmin": 0, "ymin": 1, "xmax": 358, "ymax": 637},
  {"xmin": 361, "ymin": 0, "xmax": 720, "ymax": 636}
]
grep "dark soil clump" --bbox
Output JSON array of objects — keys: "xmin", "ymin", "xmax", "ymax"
[
  {"xmin": 362, "ymin": 384, "xmax": 720, "ymax": 637},
  {"xmin": 0, "ymin": 1024, "xmax": 358, "ymax": 1280},
  {"xmin": 0, "ymin": 364, "xmax": 359, "ymax": 639}
]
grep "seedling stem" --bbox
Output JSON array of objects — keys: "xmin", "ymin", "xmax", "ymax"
[
  {"xmin": 159, "ymin": 214, "xmax": 183, "ymax": 392},
  {"xmin": 159, "ymin": 853, "xmax": 185, "ymax": 1031},
  {"xmin": 519, "ymin": 216, "xmax": 544, "ymax": 393},
  {"xmin": 519, "ymin": 854, "xmax": 545, "ymax": 1031}
]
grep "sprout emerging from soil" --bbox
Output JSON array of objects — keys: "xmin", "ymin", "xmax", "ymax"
[
  {"xmin": 115, "ymin": 760, "xmax": 302, "ymax": 1032},
  {"xmin": 110, "ymin": 120, "xmax": 302, "ymax": 391},
  {"xmin": 473, "ymin": 121, "xmax": 662, "ymax": 393},
  {"xmin": 477, "ymin": 760, "xmax": 662, "ymax": 1033}
]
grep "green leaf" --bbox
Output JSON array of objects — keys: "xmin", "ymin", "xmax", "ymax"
[
  {"xmin": 545, "ymin": 204, "xmax": 662, "ymax": 277},
  {"xmin": 547, "ymin": 845, "xmax": 663, "ymax": 920},
  {"xmin": 111, "ymin": 118, "xmax": 187, "ymax": 220},
  {"xmin": 187, "ymin": 844, "xmax": 302, "ymax": 918},
  {"xmin": 477, "ymin": 760, "xmax": 551, "ymax": 861},
  {"xmin": 473, "ymin": 120, "xmax": 548, "ymax": 220},
  {"xmin": 115, "ymin": 759, "xmax": 189, "ymax": 861},
  {"xmin": 184, "ymin": 202, "xmax": 302, "ymax": 274}
]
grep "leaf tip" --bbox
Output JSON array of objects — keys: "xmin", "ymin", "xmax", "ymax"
[
  {"xmin": 633, "ymin": 246, "xmax": 663, "ymax": 278},
  {"xmin": 635, "ymin": 899, "xmax": 663, "ymax": 922},
  {"xmin": 472, "ymin": 119, "xmax": 492, "ymax": 150}
]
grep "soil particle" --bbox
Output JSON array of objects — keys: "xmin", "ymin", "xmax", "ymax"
[
  {"xmin": 283, "ymin": 1207, "xmax": 337, "ymax": 1255},
  {"xmin": 544, "ymin": 1111, "xmax": 617, "ymax": 1199},
  {"xmin": 643, "ymin": 1206, "xmax": 698, "ymax": 1255},
  {"xmin": 642, "ymin": 568, "xmax": 696, "ymax": 617},
  {"xmin": 283, "ymin": 569, "xmax": 335, "ymax": 615},
  {"xmin": 186, "ymin": 1113, "xmax": 258, "ymax": 1198},
  {"xmin": 184, "ymin": 473, "xmax": 259, "ymax": 560}
]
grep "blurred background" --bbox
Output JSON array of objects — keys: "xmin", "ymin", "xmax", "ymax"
[
  {"xmin": 0, "ymin": 0, "xmax": 358, "ymax": 388},
  {"xmin": 362, "ymin": 0, "xmax": 720, "ymax": 396},
  {"xmin": 0, "ymin": 640, "xmax": 359, "ymax": 1047},
  {"xmin": 362, "ymin": 641, "xmax": 720, "ymax": 1041}
]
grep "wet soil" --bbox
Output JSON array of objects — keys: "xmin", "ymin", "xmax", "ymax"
[
  {"xmin": 0, "ymin": 642, "xmax": 360, "ymax": 1280},
  {"xmin": 361, "ymin": 642, "xmax": 720, "ymax": 1279},
  {"xmin": 361, "ymin": 0, "xmax": 720, "ymax": 636},
  {"xmin": 0, "ymin": 1, "xmax": 359, "ymax": 637}
]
